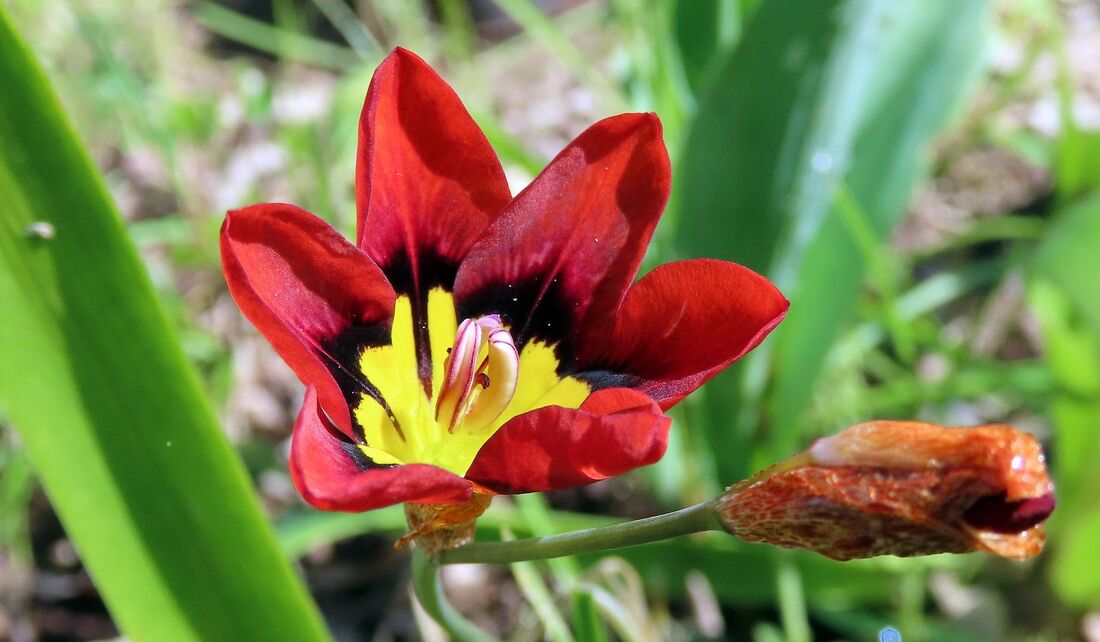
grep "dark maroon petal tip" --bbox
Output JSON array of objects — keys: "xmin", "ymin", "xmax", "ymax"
[{"xmin": 963, "ymin": 492, "xmax": 1056, "ymax": 534}]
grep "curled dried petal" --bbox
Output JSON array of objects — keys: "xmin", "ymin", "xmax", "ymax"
[{"xmin": 399, "ymin": 492, "xmax": 494, "ymax": 554}]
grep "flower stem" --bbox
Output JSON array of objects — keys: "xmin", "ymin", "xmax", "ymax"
[
  {"xmin": 438, "ymin": 500, "xmax": 723, "ymax": 565},
  {"xmin": 411, "ymin": 548, "xmax": 498, "ymax": 642}
]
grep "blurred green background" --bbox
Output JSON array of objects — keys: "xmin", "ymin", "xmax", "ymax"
[{"xmin": 2, "ymin": 0, "xmax": 1099, "ymax": 640}]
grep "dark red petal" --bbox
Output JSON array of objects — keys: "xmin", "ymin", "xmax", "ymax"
[
  {"xmin": 454, "ymin": 114, "xmax": 671, "ymax": 363},
  {"xmin": 963, "ymin": 492, "xmax": 1056, "ymax": 534},
  {"xmin": 465, "ymin": 388, "xmax": 670, "ymax": 494},
  {"xmin": 221, "ymin": 203, "xmax": 396, "ymax": 434},
  {"xmin": 290, "ymin": 387, "xmax": 472, "ymax": 511},
  {"xmin": 357, "ymin": 47, "xmax": 511, "ymax": 290},
  {"xmin": 587, "ymin": 259, "xmax": 788, "ymax": 410}
]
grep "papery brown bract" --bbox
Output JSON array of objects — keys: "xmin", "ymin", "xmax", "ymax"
[{"xmin": 717, "ymin": 421, "xmax": 1055, "ymax": 561}]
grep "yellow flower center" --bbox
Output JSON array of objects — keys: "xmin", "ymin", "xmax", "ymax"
[{"xmin": 353, "ymin": 288, "xmax": 589, "ymax": 475}]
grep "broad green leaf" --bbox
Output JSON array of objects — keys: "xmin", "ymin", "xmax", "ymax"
[
  {"xmin": 0, "ymin": 11, "xmax": 329, "ymax": 642},
  {"xmin": 676, "ymin": 0, "xmax": 891, "ymax": 282},
  {"xmin": 1029, "ymin": 194, "xmax": 1100, "ymax": 605},
  {"xmin": 1032, "ymin": 193, "xmax": 1100, "ymax": 333},
  {"xmin": 672, "ymin": 0, "xmax": 741, "ymax": 95},
  {"xmin": 766, "ymin": 0, "xmax": 987, "ymax": 459},
  {"xmin": 672, "ymin": 0, "xmax": 989, "ymax": 481},
  {"xmin": 674, "ymin": 0, "xmax": 894, "ymax": 483},
  {"xmin": 1056, "ymin": 120, "xmax": 1100, "ymax": 201}
]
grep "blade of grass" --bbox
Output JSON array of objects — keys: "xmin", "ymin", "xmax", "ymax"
[
  {"xmin": 571, "ymin": 588, "xmax": 610, "ymax": 642},
  {"xmin": 576, "ymin": 535, "xmax": 962, "ymax": 608},
  {"xmin": 372, "ymin": 0, "xmax": 435, "ymax": 57},
  {"xmin": 505, "ymin": 528, "xmax": 575, "ymax": 642},
  {"xmin": 610, "ymin": 0, "xmax": 692, "ymax": 148},
  {"xmin": 515, "ymin": 494, "xmax": 582, "ymax": 583},
  {"xmin": 776, "ymin": 556, "xmax": 811, "ymax": 642},
  {"xmin": 438, "ymin": 0, "xmax": 478, "ymax": 63},
  {"xmin": 854, "ymin": 362, "xmax": 1050, "ymax": 415},
  {"xmin": 194, "ymin": 1, "xmax": 359, "ymax": 70},
  {"xmin": 309, "ymin": 0, "xmax": 381, "ymax": 57},
  {"xmin": 471, "ymin": 110, "xmax": 546, "ymax": 176},
  {"xmin": 490, "ymin": 0, "xmax": 628, "ymax": 110},
  {"xmin": 833, "ymin": 182, "xmax": 914, "ymax": 363},
  {"xmin": 671, "ymin": 0, "xmax": 743, "ymax": 96},
  {"xmin": 582, "ymin": 584, "xmax": 650, "ymax": 642},
  {"xmin": 911, "ymin": 215, "xmax": 1046, "ymax": 260},
  {"xmin": 825, "ymin": 258, "xmax": 1009, "ymax": 381},
  {"xmin": 0, "ymin": 11, "xmax": 329, "ymax": 641},
  {"xmin": 0, "ymin": 438, "xmax": 34, "ymax": 561}
]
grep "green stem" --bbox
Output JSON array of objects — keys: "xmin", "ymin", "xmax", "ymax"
[
  {"xmin": 411, "ymin": 549, "xmax": 498, "ymax": 642},
  {"xmin": 438, "ymin": 500, "xmax": 722, "ymax": 565}
]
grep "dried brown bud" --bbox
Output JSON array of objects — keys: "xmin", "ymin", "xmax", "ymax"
[
  {"xmin": 398, "ymin": 492, "xmax": 493, "ymax": 554},
  {"xmin": 717, "ymin": 421, "xmax": 1055, "ymax": 561}
]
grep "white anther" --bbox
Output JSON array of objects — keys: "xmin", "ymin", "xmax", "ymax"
[
  {"xmin": 435, "ymin": 315, "xmax": 519, "ymax": 432},
  {"xmin": 462, "ymin": 326, "xmax": 519, "ymax": 429},
  {"xmin": 435, "ymin": 318, "xmax": 482, "ymax": 431}
]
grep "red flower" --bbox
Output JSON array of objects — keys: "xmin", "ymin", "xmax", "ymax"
[{"xmin": 220, "ymin": 48, "xmax": 788, "ymax": 514}]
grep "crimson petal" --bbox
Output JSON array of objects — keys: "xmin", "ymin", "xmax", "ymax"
[
  {"xmin": 454, "ymin": 113, "xmax": 671, "ymax": 365},
  {"xmin": 221, "ymin": 203, "xmax": 395, "ymax": 435},
  {"xmin": 357, "ymin": 47, "xmax": 511, "ymax": 290},
  {"xmin": 465, "ymin": 388, "xmax": 670, "ymax": 494},
  {"xmin": 358, "ymin": 47, "xmax": 512, "ymax": 395},
  {"xmin": 585, "ymin": 259, "xmax": 788, "ymax": 410},
  {"xmin": 290, "ymin": 387, "xmax": 472, "ymax": 511}
]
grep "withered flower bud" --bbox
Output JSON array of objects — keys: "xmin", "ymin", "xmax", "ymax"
[
  {"xmin": 398, "ymin": 492, "xmax": 493, "ymax": 554},
  {"xmin": 717, "ymin": 421, "xmax": 1055, "ymax": 561}
]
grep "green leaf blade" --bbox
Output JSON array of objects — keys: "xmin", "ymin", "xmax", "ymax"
[
  {"xmin": 672, "ymin": 0, "xmax": 989, "ymax": 479},
  {"xmin": 0, "ymin": 10, "xmax": 329, "ymax": 641}
]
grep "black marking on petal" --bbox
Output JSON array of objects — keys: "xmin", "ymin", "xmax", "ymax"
[
  {"xmin": 324, "ymin": 324, "xmax": 405, "ymax": 443},
  {"xmin": 380, "ymin": 246, "xmax": 460, "ymax": 398},
  {"xmin": 339, "ymin": 440, "xmax": 397, "ymax": 472},
  {"xmin": 573, "ymin": 369, "xmax": 643, "ymax": 391},
  {"xmin": 317, "ymin": 403, "xmax": 394, "ymax": 470},
  {"xmin": 324, "ymin": 325, "xmax": 389, "ymax": 393},
  {"xmin": 458, "ymin": 272, "xmax": 582, "ymax": 371}
]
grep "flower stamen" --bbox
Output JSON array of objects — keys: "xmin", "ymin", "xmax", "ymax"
[
  {"xmin": 435, "ymin": 318, "xmax": 482, "ymax": 432},
  {"xmin": 435, "ymin": 315, "xmax": 519, "ymax": 433}
]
